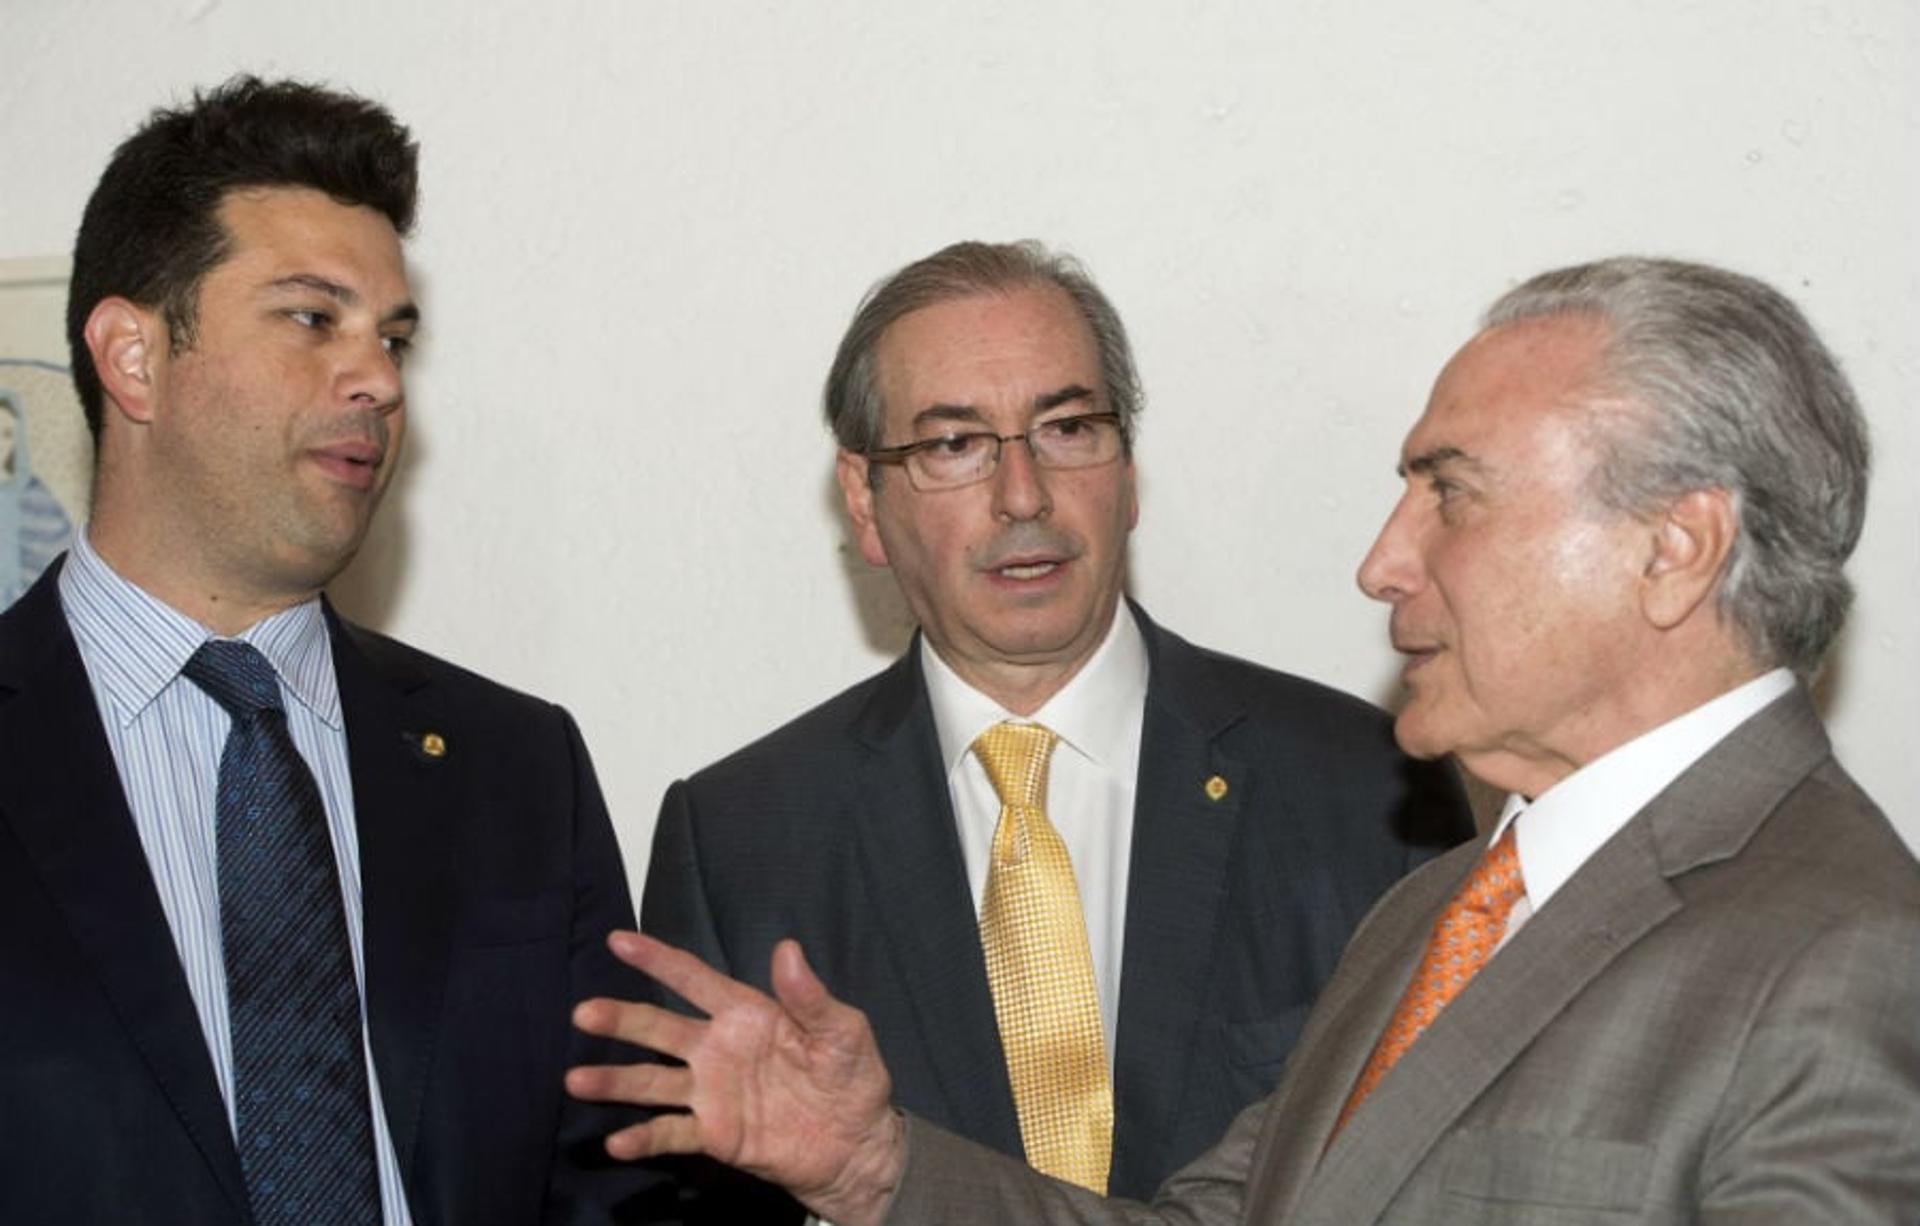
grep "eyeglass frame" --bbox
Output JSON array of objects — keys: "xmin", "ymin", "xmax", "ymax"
[{"xmin": 861, "ymin": 410, "xmax": 1131, "ymax": 491}]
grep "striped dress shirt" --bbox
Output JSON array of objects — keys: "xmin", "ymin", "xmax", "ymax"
[{"xmin": 58, "ymin": 530, "xmax": 414, "ymax": 1225}]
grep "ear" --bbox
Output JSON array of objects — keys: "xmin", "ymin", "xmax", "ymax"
[
  {"xmin": 1123, "ymin": 455, "xmax": 1140, "ymax": 531},
  {"xmin": 1640, "ymin": 487, "xmax": 1737, "ymax": 630},
  {"xmin": 83, "ymin": 297, "xmax": 166, "ymax": 425},
  {"xmin": 835, "ymin": 449, "xmax": 891, "ymax": 567}
]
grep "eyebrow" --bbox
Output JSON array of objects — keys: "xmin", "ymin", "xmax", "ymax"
[
  {"xmin": 1035, "ymin": 383, "xmax": 1096, "ymax": 412},
  {"xmin": 266, "ymin": 274, "xmax": 421, "ymax": 327},
  {"xmin": 1397, "ymin": 445, "xmax": 1474, "ymax": 479},
  {"xmin": 909, "ymin": 383, "xmax": 1098, "ymax": 431}
]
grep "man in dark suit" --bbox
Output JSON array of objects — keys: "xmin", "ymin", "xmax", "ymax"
[
  {"xmin": 636, "ymin": 241, "xmax": 1470, "ymax": 1214},
  {"xmin": 570, "ymin": 256, "xmax": 1920, "ymax": 1223},
  {"xmin": 0, "ymin": 78, "xmax": 646, "ymax": 1225}
]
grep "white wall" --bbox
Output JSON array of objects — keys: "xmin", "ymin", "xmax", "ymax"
[{"xmin": 4, "ymin": 0, "xmax": 1915, "ymax": 886}]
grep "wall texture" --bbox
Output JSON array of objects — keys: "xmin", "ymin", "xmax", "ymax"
[{"xmin": 4, "ymin": 0, "xmax": 1914, "ymax": 884}]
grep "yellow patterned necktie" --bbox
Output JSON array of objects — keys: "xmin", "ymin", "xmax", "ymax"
[{"xmin": 973, "ymin": 721, "xmax": 1114, "ymax": 1193}]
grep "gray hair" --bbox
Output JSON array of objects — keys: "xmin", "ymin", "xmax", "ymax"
[
  {"xmin": 1485, "ymin": 256, "xmax": 1870, "ymax": 674},
  {"xmin": 822, "ymin": 240, "xmax": 1143, "ymax": 455}
]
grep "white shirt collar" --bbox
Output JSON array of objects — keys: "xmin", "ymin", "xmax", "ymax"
[
  {"xmin": 1491, "ymin": 668, "xmax": 1797, "ymax": 914},
  {"xmin": 923, "ymin": 602, "xmax": 1150, "ymax": 772},
  {"xmin": 59, "ymin": 527, "xmax": 342, "ymax": 729}
]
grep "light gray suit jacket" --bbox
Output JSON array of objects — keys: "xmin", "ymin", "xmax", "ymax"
[{"xmin": 885, "ymin": 688, "xmax": 1920, "ymax": 1224}]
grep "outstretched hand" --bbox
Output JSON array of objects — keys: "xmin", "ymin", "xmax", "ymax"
[{"xmin": 567, "ymin": 932, "xmax": 905, "ymax": 1226}]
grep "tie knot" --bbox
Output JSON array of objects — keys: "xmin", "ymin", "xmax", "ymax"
[
  {"xmin": 972, "ymin": 721, "xmax": 1058, "ymax": 809},
  {"xmin": 1460, "ymin": 835, "xmax": 1526, "ymax": 916},
  {"xmin": 182, "ymin": 640, "xmax": 285, "ymax": 718}
]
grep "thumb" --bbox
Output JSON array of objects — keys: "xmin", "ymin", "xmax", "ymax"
[{"xmin": 768, "ymin": 939, "xmax": 839, "ymax": 1031}]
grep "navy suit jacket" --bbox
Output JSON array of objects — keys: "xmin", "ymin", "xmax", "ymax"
[
  {"xmin": 641, "ymin": 605, "xmax": 1471, "ymax": 1216},
  {"xmin": 0, "ymin": 562, "xmax": 656, "ymax": 1226}
]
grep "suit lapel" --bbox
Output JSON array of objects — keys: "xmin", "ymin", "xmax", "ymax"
[
  {"xmin": 844, "ymin": 647, "xmax": 1023, "ymax": 1156},
  {"xmin": 0, "ymin": 568, "xmax": 252, "ymax": 1217},
  {"xmin": 1241, "ymin": 838, "xmax": 1468, "ymax": 1217},
  {"xmin": 328, "ymin": 610, "xmax": 461, "ymax": 1179},
  {"xmin": 1302, "ymin": 823, "xmax": 1679, "ymax": 1220},
  {"xmin": 1286, "ymin": 687, "xmax": 1833, "ymax": 1222},
  {"xmin": 1110, "ymin": 611, "xmax": 1249, "ymax": 1186}
]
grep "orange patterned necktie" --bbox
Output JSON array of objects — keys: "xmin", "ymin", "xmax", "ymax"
[
  {"xmin": 1335, "ymin": 834, "xmax": 1526, "ymax": 1134},
  {"xmin": 973, "ymin": 721, "xmax": 1114, "ymax": 1193}
]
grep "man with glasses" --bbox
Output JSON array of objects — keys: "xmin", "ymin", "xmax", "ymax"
[
  {"xmin": 635, "ymin": 241, "xmax": 1470, "ymax": 1220},
  {"xmin": 579, "ymin": 253, "xmax": 1920, "ymax": 1226}
]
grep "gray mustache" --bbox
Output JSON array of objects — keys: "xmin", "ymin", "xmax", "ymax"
[{"xmin": 974, "ymin": 524, "xmax": 1081, "ymax": 570}]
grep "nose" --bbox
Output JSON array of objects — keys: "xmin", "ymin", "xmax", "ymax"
[
  {"xmin": 990, "ymin": 434, "xmax": 1053, "ymax": 522},
  {"xmin": 339, "ymin": 331, "xmax": 404, "ymax": 415},
  {"xmin": 1357, "ymin": 491, "xmax": 1421, "ymax": 603}
]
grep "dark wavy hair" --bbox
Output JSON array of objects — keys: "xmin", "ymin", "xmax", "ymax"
[{"xmin": 66, "ymin": 75, "xmax": 419, "ymax": 440}]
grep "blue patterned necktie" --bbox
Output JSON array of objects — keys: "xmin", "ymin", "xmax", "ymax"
[{"xmin": 183, "ymin": 640, "xmax": 381, "ymax": 1226}]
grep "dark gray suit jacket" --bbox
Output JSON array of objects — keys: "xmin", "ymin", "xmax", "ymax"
[
  {"xmin": 0, "ymin": 562, "xmax": 656, "ymax": 1226},
  {"xmin": 886, "ymin": 687, "xmax": 1920, "ymax": 1223},
  {"xmin": 641, "ymin": 604, "xmax": 1471, "ymax": 1217}
]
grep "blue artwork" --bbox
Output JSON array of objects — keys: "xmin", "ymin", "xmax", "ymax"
[{"xmin": 0, "ymin": 361, "xmax": 78, "ymax": 610}]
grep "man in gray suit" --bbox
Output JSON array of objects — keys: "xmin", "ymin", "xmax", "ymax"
[{"xmin": 569, "ymin": 256, "xmax": 1920, "ymax": 1223}]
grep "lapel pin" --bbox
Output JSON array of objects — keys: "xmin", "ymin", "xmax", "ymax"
[
  {"xmin": 1204, "ymin": 774, "xmax": 1229, "ymax": 801},
  {"xmin": 405, "ymin": 730, "xmax": 449, "ymax": 762}
]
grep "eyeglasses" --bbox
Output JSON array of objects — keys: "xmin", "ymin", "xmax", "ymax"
[{"xmin": 864, "ymin": 411, "xmax": 1129, "ymax": 491}]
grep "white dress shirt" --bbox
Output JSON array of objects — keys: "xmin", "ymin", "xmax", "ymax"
[
  {"xmin": 59, "ymin": 529, "xmax": 414, "ymax": 1225},
  {"xmin": 1490, "ymin": 668, "xmax": 1797, "ymax": 949},
  {"xmin": 922, "ymin": 604, "xmax": 1150, "ymax": 1057}
]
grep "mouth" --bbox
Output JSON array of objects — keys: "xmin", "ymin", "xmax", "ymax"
[
  {"xmin": 308, "ymin": 440, "xmax": 385, "ymax": 491},
  {"xmin": 1400, "ymin": 648, "xmax": 1440, "ymax": 675},
  {"xmin": 995, "ymin": 559, "xmax": 1062, "ymax": 581},
  {"xmin": 976, "ymin": 523, "xmax": 1084, "ymax": 590},
  {"xmin": 1389, "ymin": 631, "xmax": 1444, "ymax": 675},
  {"xmin": 981, "ymin": 551, "xmax": 1072, "ymax": 585}
]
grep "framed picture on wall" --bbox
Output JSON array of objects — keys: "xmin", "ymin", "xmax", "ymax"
[{"xmin": 0, "ymin": 257, "xmax": 89, "ymax": 610}]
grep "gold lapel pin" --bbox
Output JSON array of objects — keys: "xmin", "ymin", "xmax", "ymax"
[
  {"xmin": 420, "ymin": 731, "xmax": 447, "ymax": 759},
  {"xmin": 1204, "ymin": 774, "xmax": 1229, "ymax": 801}
]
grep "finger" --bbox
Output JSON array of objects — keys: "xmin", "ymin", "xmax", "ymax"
[
  {"xmin": 604, "ymin": 1112, "xmax": 702, "ymax": 1161},
  {"xmin": 573, "ymin": 997, "xmax": 704, "ymax": 1056},
  {"xmin": 769, "ymin": 938, "xmax": 846, "ymax": 1033},
  {"xmin": 607, "ymin": 930, "xmax": 769, "ymax": 1017},
  {"xmin": 565, "ymin": 1060, "xmax": 694, "ymax": 1108}
]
